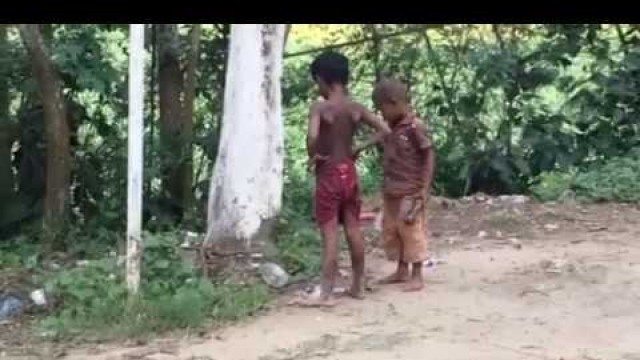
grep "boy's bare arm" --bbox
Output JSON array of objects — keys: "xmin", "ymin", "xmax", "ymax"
[
  {"xmin": 353, "ymin": 106, "xmax": 390, "ymax": 157},
  {"xmin": 307, "ymin": 102, "xmax": 322, "ymax": 159},
  {"xmin": 359, "ymin": 106, "xmax": 391, "ymax": 135},
  {"xmin": 353, "ymin": 131, "xmax": 385, "ymax": 158},
  {"xmin": 306, "ymin": 102, "xmax": 328, "ymax": 170},
  {"xmin": 423, "ymin": 148, "xmax": 436, "ymax": 199}
]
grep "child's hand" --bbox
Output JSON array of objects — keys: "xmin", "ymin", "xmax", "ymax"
[
  {"xmin": 399, "ymin": 197, "xmax": 423, "ymax": 224},
  {"xmin": 307, "ymin": 154, "xmax": 329, "ymax": 172}
]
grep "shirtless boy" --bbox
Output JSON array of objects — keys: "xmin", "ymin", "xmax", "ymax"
[
  {"xmin": 356, "ymin": 77, "xmax": 436, "ymax": 292},
  {"xmin": 304, "ymin": 51, "xmax": 390, "ymax": 306}
]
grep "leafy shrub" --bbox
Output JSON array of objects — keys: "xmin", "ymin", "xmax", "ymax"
[
  {"xmin": 574, "ymin": 152, "xmax": 640, "ymax": 202},
  {"xmin": 140, "ymin": 231, "xmax": 196, "ymax": 296},
  {"xmin": 44, "ymin": 257, "xmax": 125, "ymax": 313},
  {"xmin": 39, "ymin": 231, "xmax": 271, "ymax": 341},
  {"xmin": 274, "ymin": 211, "xmax": 321, "ymax": 278},
  {"xmin": 530, "ymin": 150, "xmax": 640, "ymax": 203},
  {"xmin": 41, "ymin": 278, "xmax": 269, "ymax": 341},
  {"xmin": 530, "ymin": 168, "xmax": 577, "ymax": 202}
]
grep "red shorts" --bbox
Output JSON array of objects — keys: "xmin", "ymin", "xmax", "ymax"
[{"xmin": 314, "ymin": 160, "xmax": 361, "ymax": 226}]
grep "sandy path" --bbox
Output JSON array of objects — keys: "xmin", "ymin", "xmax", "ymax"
[{"xmin": 63, "ymin": 219, "xmax": 640, "ymax": 360}]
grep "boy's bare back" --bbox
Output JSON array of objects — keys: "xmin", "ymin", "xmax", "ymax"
[{"xmin": 310, "ymin": 98, "xmax": 379, "ymax": 165}]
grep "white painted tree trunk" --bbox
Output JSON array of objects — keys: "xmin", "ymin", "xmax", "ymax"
[
  {"xmin": 127, "ymin": 24, "xmax": 145, "ymax": 294},
  {"xmin": 205, "ymin": 24, "xmax": 286, "ymax": 250}
]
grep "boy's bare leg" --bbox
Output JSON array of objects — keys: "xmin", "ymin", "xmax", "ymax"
[
  {"xmin": 319, "ymin": 217, "xmax": 340, "ymax": 304},
  {"xmin": 343, "ymin": 210, "xmax": 365, "ymax": 299},
  {"xmin": 402, "ymin": 262, "xmax": 424, "ymax": 292},
  {"xmin": 379, "ymin": 201, "xmax": 410, "ymax": 284}
]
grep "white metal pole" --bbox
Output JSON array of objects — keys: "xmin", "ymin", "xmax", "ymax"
[{"xmin": 126, "ymin": 24, "xmax": 145, "ymax": 294}]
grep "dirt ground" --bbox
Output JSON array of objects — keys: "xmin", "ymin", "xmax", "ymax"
[{"xmin": 8, "ymin": 197, "xmax": 640, "ymax": 360}]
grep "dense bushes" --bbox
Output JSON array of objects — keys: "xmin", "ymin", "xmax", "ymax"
[
  {"xmin": 531, "ymin": 149, "xmax": 640, "ymax": 203},
  {"xmin": 3, "ymin": 24, "xmax": 640, "ymax": 235},
  {"xmin": 284, "ymin": 25, "xmax": 640, "ymax": 202}
]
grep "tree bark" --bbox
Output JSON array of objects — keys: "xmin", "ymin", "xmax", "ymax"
[
  {"xmin": 198, "ymin": 24, "xmax": 229, "ymax": 199},
  {"xmin": 41, "ymin": 24, "xmax": 53, "ymax": 45},
  {"xmin": 127, "ymin": 24, "xmax": 146, "ymax": 294},
  {"xmin": 0, "ymin": 24, "xmax": 17, "ymax": 201},
  {"xmin": 205, "ymin": 24, "xmax": 286, "ymax": 253},
  {"xmin": 181, "ymin": 24, "xmax": 201, "ymax": 216},
  {"xmin": 365, "ymin": 24, "xmax": 382, "ymax": 81},
  {"xmin": 18, "ymin": 24, "xmax": 70, "ymax": 239},
  {"xmin": 157, "ymin": 24, "xmax": 187, "ymax": 219},
  {"xmin": 214, "ymin": 24, "xmax": 231, "ymax": 142},
  {"xmin": 492, "ymin": 24, "xmax": 514, "ymax": 156},
  {"xmin": 146, "ymin": 24, "xmax": 157, "ymax": 197}
]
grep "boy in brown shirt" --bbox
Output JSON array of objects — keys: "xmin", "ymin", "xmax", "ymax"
[
  {"xmin": 356, "ymin": 77, "xmax": 435, "ymax": 291},
  {"xmin": 302, "ymin": 52, "xmax": 390, "ymax": 306}
]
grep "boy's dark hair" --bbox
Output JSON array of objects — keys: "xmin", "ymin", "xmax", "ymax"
[
  {"xmin": 372, "ymin": 77, "xmax": 409, "ymax": 104},
  {"xmin": 310, "ymin": 51, "xmax": 349, "ymax": 85}
]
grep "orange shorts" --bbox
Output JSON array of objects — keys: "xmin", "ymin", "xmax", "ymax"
[{"xmin": 382, "ymin": 195, "xmax": 428, "ymax": 263}]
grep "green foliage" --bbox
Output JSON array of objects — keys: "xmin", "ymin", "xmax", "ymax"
[
  {"xmin": 39, "ymin": 231, "xmax": 271, "ymax": 341},
  {"xmin": 573, "ymin": 151, "xmax": 640, "ymax": 202},
  {"xmin": 41, "ymin": 278, "xmax": 269, "ymax": 341},
  {"xmin": 0, "ymin": 233, "xmax": 40, "ymax": 268},
  {"xmin": 280, "ymin": 24, "xmax": 640, "ymax": 199},
  {"xmin": 1, "ymin": 24, "xmax": 231, "ymax": 237},
  {"xmin": 357, "ymin": 149, "xmax": 384, "ymax": 196},
  {"xmin": 140, "ymin": 231, "xmax": 196, "ymax": 295},
  {"xmin": 44, "ymin": 258, "xmax": 125, "ymax": 312},
  {"xmin": 531, "ymin": 149, "xmax": 640, "ymax": 203},
  {"xmin": 530, "ymin": 169, "xmax": 577, "ymax": 202},
  {"xmin": 274, "ymin": 212, "xmax": 321, "ymax": 278},
  {"xmin": 5, "ymin": 24, "xmax": 640, "ymax": 239}
]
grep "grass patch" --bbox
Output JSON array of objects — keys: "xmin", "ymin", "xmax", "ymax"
[
  {"xmin": 33, "ymin": 231, "xmax": 271, "ymax": 342},
  {"xmin": 39, "ymin": 280, "xmax": 270, "ymax": 341}
]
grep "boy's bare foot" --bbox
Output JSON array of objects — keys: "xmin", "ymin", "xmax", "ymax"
[
  {"xmin": 346, "ymin": 285, "xmax": 365, "ymax": 300},
  {"xmin": 378, "ymin": 272, "xmax": 409, "ymax": 285},
  {"xmin": 402, "ymin": 278, "xmax": 424, "ymax": 292}
]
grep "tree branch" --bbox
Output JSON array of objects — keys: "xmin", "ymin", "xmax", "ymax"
[
  {"xmin": 615, "ymin": 24, "xmax": 629, "ymax": 54},
  {"xmin": 284, "ymin": 25, "xmax": 442, "ymax": 58},
  {"xmin": 422, "ymin": 29, "xmax": 461, "ymax": 128},
  {"xmin": 284, "ymin": 24, "xmax": 292, "ymax": 48}
]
